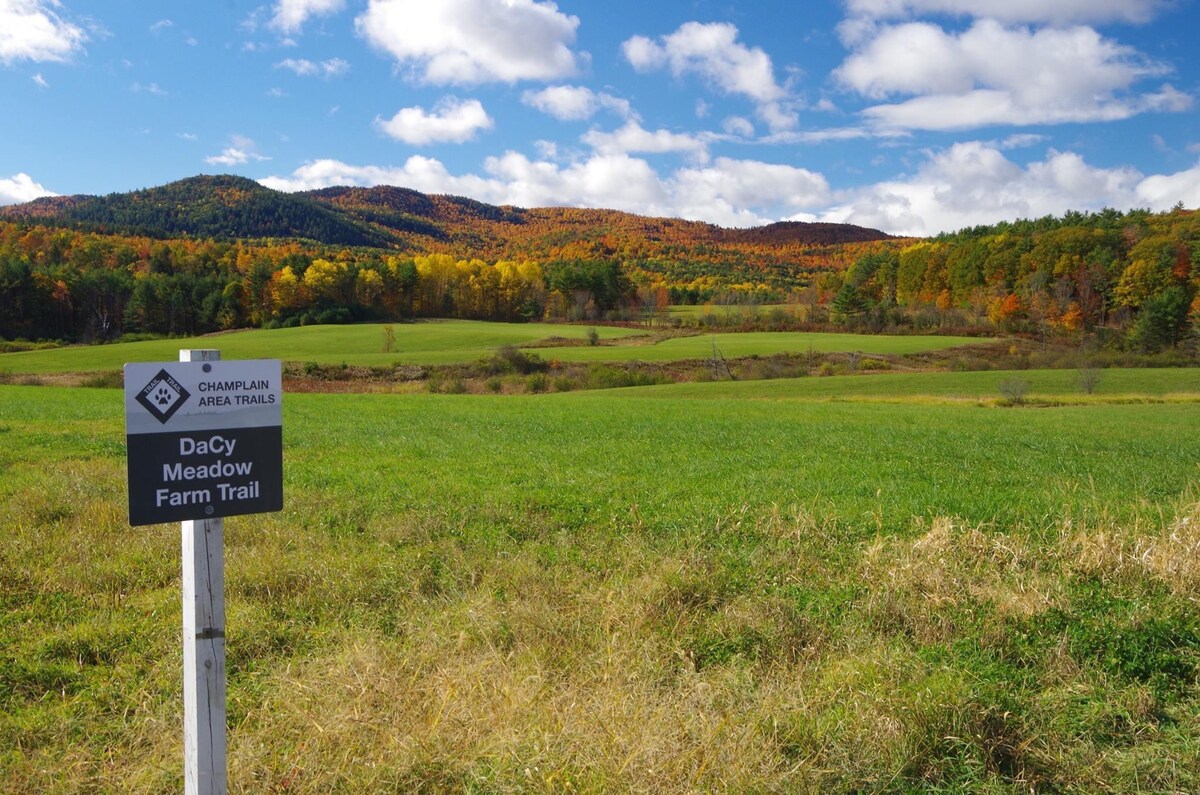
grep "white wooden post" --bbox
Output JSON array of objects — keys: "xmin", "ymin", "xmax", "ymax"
[{"xmin": 180, "ymin": 349, "xmax": 227, "ymax": 795}]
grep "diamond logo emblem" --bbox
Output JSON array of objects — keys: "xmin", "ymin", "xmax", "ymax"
[{"xmin": 135, "ymin": 368, "xmax": 191, "ymax": 424}]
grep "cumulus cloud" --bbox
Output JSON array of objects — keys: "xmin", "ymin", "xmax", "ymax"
[
  {"xmin": 581, "ymin": 120, "xmax": 709, "ymax": 162},
  {"xmin": 271, "ymin": 0, "xmax": 345, "ymax": 34},
  {"xmin": 837, "ymin": 20, "xmax": 1190, "ymax": 130},
  {"xmin": 355, "ymin": 0, "xmax": 579, "ymax": 84},
  {"xmin": 843, "ymin": 0, "xmax": 1168, "ymax": 26},
  {"xmin": 672, "ymin": 158, "xmax": 831, "ymax": 225},
  {"xmin": 0, "ymin": 172, "xmax": 55, "ymax": 205},
  {"xmin": 818, "ymin": 142, "xmax": 1149, "ymax": 235},
  {"xmin": 259, "ymin": 156, "xmax": 502, "ymax": 197},
  {"xmin": 375, "ymin": 97, "xmax": 494, "ymax": 145},
  {"xmin": 0, "ymin": 0, "xmax": 87, "ymax": 64},
  {"xmin": 1136, "ymin": 162, "xmax": 1200, "ymax": 209},
  {"xmin": 276, "ymin": 57, "xmax": 350, "ymax": 78},
  {"xmin": 520, "ymin": 85, "xmax": 631, "ymax": 121},
  {"xmin": 482, "ymin": 152, "xmax": 671, "ymax": 213},
  {"xmin": 205, "ymin": 135, "xmax": 270, "ymax": 166},
  {"xmin": 622, "ymin": 21, "xmax": 795, "ymax": 131},
  {"xmin": 259, "ymin": 150, "xmax": 830, "ymax": 227},
  {"xmin": 723, "ymin": 116, "xmax": 755, "ymax": 137}
]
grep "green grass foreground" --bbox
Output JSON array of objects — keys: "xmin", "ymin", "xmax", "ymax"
[
  {"xmin": 2, "ymin": 374, "xmax": 1199, "ymax": 793},
  {"xmin": 0, "ymin": 320, "xmax": 983, "ymax": 374}
]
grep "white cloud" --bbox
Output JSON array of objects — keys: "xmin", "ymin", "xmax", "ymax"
[
  {"xmin": 355, "ymin": 0, "xmax": 579, "ymax": 84},
  {"xmin": 723, "ymin": 116, "xmax": 755, "ymax": 137},
  {"xmin": 271, "ymin": 0, "xmax": 345, "ymax": 34},
  {"xmin": 131, "ymin": 81, "xmax": 168, "ymax": 96},
  {"xmin": 483, "ymin": 152, "xmax": 671, "ymax": 213},
  {"xmin": 0, "ymin": 172, "xmax": 55, "ymax": 205},
  {"xmin": 31, "ymin": 71, "xmax": 47, "ymax": 88},
  {"xmin": 521, "ymin": 85, "xmax": 631, "ymax": 121},
  {"xmin": 672, "ymin": 158, "xmax": 831, "ymax": 226},
  {"xmin": 999, "ymin": 133, "xmax": 1047, "ymax": 149},
  {"xmin": 375, "ymin": 97, "xmax": 494, "ymax": 145},
  {"xmin": 276, "ymin": 57, "xmax": 350, "ymax": 78},
  {"xmin": 260, "ymin": 152, "xmax": 828, "ymax": 227},
  {"xmin": 837, "ymin": 20, "xmax": 1190, "ymax": 130},
  {"xmin": 623, "ymin": 22, "xmax": 783, "ymax": 103},
  {"xmin": 843, "ymin": 0, "xmax": 1168, "ymax": 26},
  {"xmin": 1136, "ymin": 162, "xmax": 1200, "ymax": 209},
  {"xmin": 581, "ymin": 120, "xmax": 709, "ymax": 162},
  {"xmin": 259, "ymin": 156, "xmax": 500, "ymax": 197},
  {"xmin": 257, "ymin": 142, "xmax": 1200, "ymax": 235},
  {"xmin": 819, "ymin": 142, "xmax": 1149, "ymax": 235},
  {"xmin": 149, "ymin": 19, "xmax": 173, "ymax": 35},
  {"xmin": 0, "ymin": 0, "xmax": 87, "ymax": 64},
  {"xmin": 622, "ymin": 22, "xmax": 794, "ymax": 130},
  {"xmin": 205, "ymin": 135, "xmax": 270, "ymax": 166}
]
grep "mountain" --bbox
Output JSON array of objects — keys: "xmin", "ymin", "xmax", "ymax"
[
  {"xmin": 0, "ymin": 175, "xmax": 894, "ymax": 256},
  {"xmin": 0, "ymin": 175, "xmax": 395, "ymax": 248}
]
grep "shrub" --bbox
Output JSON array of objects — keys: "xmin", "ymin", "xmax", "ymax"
[
  {"xmin": 525, "ymin": 373, "xmax": 548, "ymax": 393},
  {"xmin": 553, "ymin": 376, "xmax": 576, "ymax": 392},
  {"xmin": 80, "ymin": 371, "xmax": 124, "ymax": 389},
  {"xmin": 997, "ymin": 377, "xmax": 1031, "ymax": 405},
  {"xmin": 477, "ymin": 345, "xmax": 548, "ymax": 376},
  {"xmin": 485, "ymin": 377, "xmax": 503, "ymax": 394},
  {"xmin": 586, "ymin": 327, "xmax": 600, "ymax": 346},
  {"xmin": 1078, "ymin": 367, "xmax": 1102, "ymax": 395}
]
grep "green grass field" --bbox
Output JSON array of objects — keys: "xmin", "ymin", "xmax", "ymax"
[
  {"xmin": 0, "ymin": 321, "xmax": 985, "ymax": 374},
  {"xmin": 622, "ymin": 366, "xmax": 1200, "ymax": 402},
  {"xmin": 537, "ymin": 330, "xmax": 982, "ymax": 362},
  {"xmin": 2, "ymin": 370, "xmax": 1199, "ymax": 792}
]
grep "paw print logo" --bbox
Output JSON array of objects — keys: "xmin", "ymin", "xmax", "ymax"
[{"xmin": 135, "ymin": 369, "xmax": 191, "ymax": 424}]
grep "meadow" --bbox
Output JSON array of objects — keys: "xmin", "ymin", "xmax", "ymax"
[
  {"xmin": 0, "ymin": 320, "xmax": 983, "ymax": 374},
  {"xmin": 2, "ymin": 364, "xmax": 1199, "ymax": 793}
]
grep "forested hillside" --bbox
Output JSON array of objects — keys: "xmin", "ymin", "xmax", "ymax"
[{"xmin": 0, "ymin": 175, "xmax": 1197, "ymax": 352}]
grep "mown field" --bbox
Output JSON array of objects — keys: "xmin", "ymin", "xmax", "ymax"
[
  {"xmin": 2, "ymin": 365, "xmax": 1198, "ymax": 793},
  {"xmin": 0, "ymin": 320, "xmax": 983, "ymax": 374}
]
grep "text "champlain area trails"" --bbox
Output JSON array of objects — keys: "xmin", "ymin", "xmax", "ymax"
[{"xmin": 197, "ymin": 378, "xmax": 277, "ymax": 407}]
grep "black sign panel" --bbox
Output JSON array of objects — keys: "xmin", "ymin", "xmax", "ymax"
[{"xmin": 126, "ymin": 426, "xmax": 283, "ymax": 526}]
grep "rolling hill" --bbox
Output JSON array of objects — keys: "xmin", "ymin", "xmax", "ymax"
[{"xmin": 0, "ymin": 174, "xmax": 894, "ymax": 257}]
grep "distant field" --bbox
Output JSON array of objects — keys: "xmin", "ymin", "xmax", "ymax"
[
  {"xmin": 534, "ymin": 330, "xmax": 983, "ymax": 362},
  {"xmin": 0, "ymin": 321, "xmax": 986, "ymax": 373},
  {"xmin": 3, "ymin": 372, "xmax": 1199, "ymax": 792},
  {"xmin": 667, "ymin": 303, "xmax": 789, "ymax": 318},
  {"xmin": 618, "ymin": 366, "xmax": 1200, "ymax": 402},
  {"xmin": 0, "ymin": 321, "xmax": 640, "ymax": 373}
]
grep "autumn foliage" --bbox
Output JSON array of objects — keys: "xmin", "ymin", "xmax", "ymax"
[{"xmin": 1, "ymin": 177, "xmax": 1198, "ymax": 351}]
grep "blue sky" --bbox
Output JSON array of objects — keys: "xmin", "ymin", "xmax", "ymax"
[{"xmin": 1, "ymin": 0, "xmax": 1198, "ymax": 235}]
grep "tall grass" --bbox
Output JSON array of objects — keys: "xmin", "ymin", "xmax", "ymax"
[{"xmin": 2, "ymin": 381, "xmax": 1198, "ymax": 792}]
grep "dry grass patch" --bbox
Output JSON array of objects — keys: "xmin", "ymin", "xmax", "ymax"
[
  {"xmin": 1069, "ymin": 502, "xmax": 1200, "ymax": 599},
  {"xmin": 860, "ymin": 517, "xmax": 1060, "ymax": 643}
]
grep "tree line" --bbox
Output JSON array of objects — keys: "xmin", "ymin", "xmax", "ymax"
[
  {"xmin": 810, "ymin": 207, "xmax": 1200, "ymax": 351},
  {"xmin": 0, "ymin": 223, "xmax": 631, "ymax": 341},
  {"xmin": 2, "ymin": 206, "xmax": 1198, "ymax": 352}
]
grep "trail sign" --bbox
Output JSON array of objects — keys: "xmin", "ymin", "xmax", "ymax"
[{"xmin": 125, "ymin": 357, "xmax": 283, "ymax": 526}]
